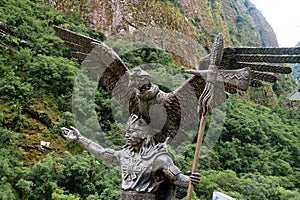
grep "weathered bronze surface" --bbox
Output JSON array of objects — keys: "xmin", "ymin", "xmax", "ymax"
[
  {"xmin": 62, "ymin": 115, "xmax": 200, "ymax": 200},
  {"xmin": 55, "ymin": 26, "xmax": 296, "ymax": 199}
]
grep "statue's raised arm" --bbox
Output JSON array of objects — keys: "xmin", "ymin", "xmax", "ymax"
[{"xmin": 61, "ymin": 126, "xmax": 120, "ymax": 166}]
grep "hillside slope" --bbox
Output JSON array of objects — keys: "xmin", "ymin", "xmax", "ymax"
[{"xmin": 0, "ymin": 0, "xmax": 299, "ymax": 199}]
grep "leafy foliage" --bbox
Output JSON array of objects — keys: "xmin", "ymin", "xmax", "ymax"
[{"xmin": 0, "ymin": 0, "xmax": 299, "ymax": 200}]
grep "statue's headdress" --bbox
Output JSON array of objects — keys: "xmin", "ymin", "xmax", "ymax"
[{"xmin": 125, "ymin": 114, "xmax": 150, "ymax": 139}]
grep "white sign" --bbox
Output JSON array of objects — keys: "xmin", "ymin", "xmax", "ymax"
[{"xmin": 213, "ymin": 191, "xmax": 235, "ymax": 200}]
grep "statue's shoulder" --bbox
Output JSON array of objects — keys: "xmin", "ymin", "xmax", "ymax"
[
  {"xmin": 150, "ymin": 146, "xmax": 175, "ymax": 167},
  {"xmin": 149, "ymin": 151, "xmax": 175, "ymax": 173},
  {"xmin": 154, "ymin": 149, "xmax": 174, "ymax": 161}
]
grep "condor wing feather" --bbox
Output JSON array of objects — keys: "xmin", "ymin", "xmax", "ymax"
[{"xmin": 54, "ymin": 26, "xmax": 133, "ymax": 108}]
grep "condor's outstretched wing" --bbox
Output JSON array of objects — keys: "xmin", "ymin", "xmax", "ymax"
[
  {"xmin": 53, "ymin": 26, "xmax": 133, "ymax": 107},
  {"xmin": 53, "ymin": 25, "xmax": 102, "ymax": 59},
  {"xmin": 167, "ymin": 35, "xmax": 296, "ymax": 138},
  {"xmin": 220, "ymin": 47, "xmax": 295, "ymax": 89}
]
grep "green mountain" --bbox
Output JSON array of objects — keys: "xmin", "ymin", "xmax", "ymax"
[{"xmin": 0, "ymin": 0, "xmax": 299, "ymax": 199}]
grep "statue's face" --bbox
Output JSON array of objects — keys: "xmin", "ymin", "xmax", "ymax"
[{"xmin": 125, "ymin": 129, "xmax": 144, "ymax": 148}]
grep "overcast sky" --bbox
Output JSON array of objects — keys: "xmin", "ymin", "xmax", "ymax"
[{"xmin": 250, "ymin": 0, "xmax": 300, "ymax": 47}]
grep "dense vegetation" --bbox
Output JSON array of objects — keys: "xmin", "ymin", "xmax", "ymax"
[{"xmin": 0, "ymin": 0, "xmax": 299, "ymax": 199}]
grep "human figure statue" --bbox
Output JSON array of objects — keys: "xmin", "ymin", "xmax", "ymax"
[
  {"xmin": 61, "ymin": 114, "xmax": 200, "ymax": 200},
  {"xmin": 55, "ymin": 26, "xmax": 296, "ymax": 200}
]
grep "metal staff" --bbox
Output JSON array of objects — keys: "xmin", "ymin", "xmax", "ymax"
[{"xmin": 186, "ymin": 34, "xmax": 224, "ymax": 200}]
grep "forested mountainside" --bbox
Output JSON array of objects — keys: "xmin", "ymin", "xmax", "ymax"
[{"xmin": 0, "ymin": 0, "xmax": 299, "ymax": 199}]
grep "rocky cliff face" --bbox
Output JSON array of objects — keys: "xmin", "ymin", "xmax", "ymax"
[
  {"xmin": 245, "ymin": 0, "xmax": 278, "ymax": 47},
  {"xmin": 46, "ymin": 0, "xmax": 278, "ymax": 50}
]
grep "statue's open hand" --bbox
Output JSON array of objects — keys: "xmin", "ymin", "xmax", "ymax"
[
  {"xmin": 61, "ymin": 126, "xmax": 80, "ymax": 141},
  {"xmin": 189, "ymin": 172, "xmax": 200, "ymax": 186}
]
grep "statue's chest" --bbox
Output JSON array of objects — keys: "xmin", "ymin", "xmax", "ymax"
[
  {"xmin": 120, "ymin": 155, "xmax": 150, "ymax": 181},
  {"xmin": 120, "ymin": 150, "xmax": 168, "ymax": 192}
]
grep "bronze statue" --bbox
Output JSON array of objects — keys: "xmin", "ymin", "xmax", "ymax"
[
  {"xmin": 54, "ymin": 26, "xmax": 297, "ymax": 199},
  {"xmin": 61, "ymin": 114, "xmax": 200, "ymax": 200}
]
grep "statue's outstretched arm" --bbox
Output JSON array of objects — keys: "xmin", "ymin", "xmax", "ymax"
[
  {"xmin": 154, "ymin": 155, "xmax": 200, "ymax": 188},
  {"xmin": 61, "ymin": 126, "xmax": 119, "ymax": 166}
]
